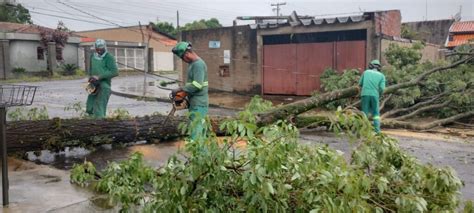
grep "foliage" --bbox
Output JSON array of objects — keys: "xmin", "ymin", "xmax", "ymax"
[
  {"xmin": 8, "ymin": 106, "xmax": 49, "ymax": 121},
  {"xmin": 314, "ymin": 43, "xmax": 473, "ymax": 118},
  {"xmin": 318, "ymin": 68, "xmax": 360, "ymax": 109},
  {"xmin": 385, "ymin": 43, "xmax": 424, "ymax": 70},
  {"xmin": 64, "ymin": 102, "xmax": 88, "ymax": 118},
  {"xmin": 108, "ymin": 108, "xmax": 131, "ymax": 120},
  {"xmin": 150, "ymin": 21, "xmax": 177, "ymax": 38},
  {"xmin": 71, "ymin": 97, "xmax": 463, "ymax": 212},
  {"xmin": 465, "ymin": 200, "xmax": 474, "ymax": 213},
  {"xmin": 39, "ymin": 21, "xmax": 70, "ymax": 49},
  {"xmin": 12, "ymin": 67, "xmax": 26, "ymax": 74},
  {"xmin": 70, "ymin": 161, "xmax": 97, "ymax": 187},
  {"xmin": 181, "ymin": 18, "xmax": 222, "ymax": 31},
  {"xmin": 0, "ymin": 3, "xmax": 32, "ymax": 24},
  {"xmin": 382, "ymin": 43, "xmax": 474, "ymax": 117},
  {"xmin": 401, "ymin": 25, "xmax": 420, "ymax": 40},
  {"xmin": 61, "ymin": 63, "xmax": 79, "ymax": 76},
  {"xmin": 150, "ymin": 18, "xmax": 222, "ymax": 37}
]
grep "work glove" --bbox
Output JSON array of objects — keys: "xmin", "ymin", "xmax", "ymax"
[
  {"xmin": 88, "ymin": 76, "xmax": 100, "ymax": 87},
  {"xmin": 171, "ymin": 87, "xmax": 183, "ymax": 97}
]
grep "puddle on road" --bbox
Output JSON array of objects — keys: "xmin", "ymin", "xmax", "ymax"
[{"xmin": 26, "ymin": 140, "xmax": 184, "ymax": 171}]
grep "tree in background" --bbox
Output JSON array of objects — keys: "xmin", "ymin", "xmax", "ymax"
[
  {"xmin": 0, "ymin": 3, "xmax": 32, "ymax": 24},
  {"xmin": 150, "ymin": 21, "xmax": 177, "ymax": 38},
  {"xmin": 181, "ymin": 18, "xmax": 222, "ymax": 31},
  {"xmin": 150, "ymin": 18, "xmax": 222, "ymax": 38}
]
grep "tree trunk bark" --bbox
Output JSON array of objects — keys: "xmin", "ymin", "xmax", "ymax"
[
  {"xmin": 382, "ymin": 111, "xmax": 474, "ymax": 130},
  {"xmin": 394, "ymin": 100, "xmax": 450, "ymax": 121},
  {"xmin": 5, "ymin": 115, "xmax": 227, "ymax": 153},
  {"xmin": 381, "ymin": 92, "xmax": 446, "ymax": 119}
]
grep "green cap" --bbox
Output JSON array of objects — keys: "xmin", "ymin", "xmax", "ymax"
[
  {"xmin": 370, "ymin": 59, "xmax": 381, "ymax": 66},
  {"xmin": 172, "ymin": 41, "xmax": 192, "ymax": 58}
]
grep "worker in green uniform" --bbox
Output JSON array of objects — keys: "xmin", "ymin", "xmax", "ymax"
[
  {"xmin": 172, "ymin": 41, "xmax": 209, "ymax": 141},
  {"xmin": 86, "ymin": 39, "xmax": 119, "ymax": 118},
  {"xmin": 359, "ymin": 60, "xmax": 386, "ymax": 133}
]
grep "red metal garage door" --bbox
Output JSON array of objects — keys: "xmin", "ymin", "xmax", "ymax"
[
  {"xmin": 335, "ymin": 40, "xmax": 366, "ymax": 72},
  {"xmin": 263, "ymin": 44, "xmax": 297, "ymax": 95},
  {"xmin": 263, "ymin": 40, "xmax": 366, "ymax": 96},
  {"xmin": 295, "ymin": 42, "xmax": 334, "ymax": 96}
]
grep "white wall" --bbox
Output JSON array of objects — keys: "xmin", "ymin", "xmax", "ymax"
[
  {"xmin": 62, "ymin": 43, "xmax": 79, "ymax": 66},
  {"xmin": 9, "ymin": 40, "xmax": 47, "ymax": 72},
  {"xmin": 154, "ymin": 51, "xmax": 174, "ymax": 71},
  {"xmin": 9, "ymin": 41, "xmax": 79, "ymax": 72}
]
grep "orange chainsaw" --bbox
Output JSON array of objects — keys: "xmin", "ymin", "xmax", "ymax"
[{"xmin": 162, "ymin": 90, "xmax": 189, "ymax": 124}]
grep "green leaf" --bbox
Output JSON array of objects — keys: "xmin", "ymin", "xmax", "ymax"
[
  {"xmin": 180, "ymin": 185, "xmax": 186, "ymax": 195},
  {"xmin": 291, "ymin": 172, "xmax": 301, "ymax": 181},
  {"xmin": 265, "ymin": 182, "xmax": 275, "ymax": 195}
]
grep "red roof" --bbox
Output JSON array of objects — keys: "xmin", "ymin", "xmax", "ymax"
[
  {"xmin": 449, "ymin": 21, "xmax": 474, "ymax": 33},
  {"xmin": 0, "ymin": 22, "xmax": 53, "ymax": 34}
]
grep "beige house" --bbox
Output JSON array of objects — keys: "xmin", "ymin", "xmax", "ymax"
[{"xmin": 76, "ymin": 26, "xmax": 177, "ymax": 71}]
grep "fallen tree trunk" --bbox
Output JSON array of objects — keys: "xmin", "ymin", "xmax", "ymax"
[
  {"xmin": 5, "ymin": 115, "xmax": 227, "ymax": 153},
  {"xmin": 6, "ymin": 56, "xmax": 473, "ymax": 153}
]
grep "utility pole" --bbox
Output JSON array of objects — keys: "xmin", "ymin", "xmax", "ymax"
[
  {"xmin": 425, "ymin": 0, "xmax": 428, "ymax": 21},
  {"xmin": 271, "ymin": 2, "xmax": 286, "ymax": 17},
  {"xmin": 139, "ymin": 22, "xmax": 151, "ymax": 97},
  {"xmin": 176, "ymin": 10, "xmax": 180, "ymax": 36}
]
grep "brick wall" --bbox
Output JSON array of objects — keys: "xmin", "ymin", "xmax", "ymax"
[
  {"xmin": 375, "ymin": 10, "xmax": 401, "ymax": 37},
  {"xmin": 181, "ymin": 26, "xmax": 260, "ymax": 94}
]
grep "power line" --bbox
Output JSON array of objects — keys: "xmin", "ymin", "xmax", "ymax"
[
  {"xmin": 29, "ymin": 11, "xmax": 118, "ymax": 26},
  {"xmin": 57, "ymin": 1, "xmax": 173, "ymax": 45}
]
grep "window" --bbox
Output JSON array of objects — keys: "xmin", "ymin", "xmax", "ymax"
[
  {"xmin": 116, "ymin": 48, "xmax": 126, "ymax": 69},
  {"xmin": 126, "ymin": 49, "xmax": 135, "ymax": 69},
  {"xmin": 448, "ymin": 35, "xmax": 454, "ymax": 41},
  {"xmin": 37, "ymin": 47, "xmax": 44, "ymax": 60}
]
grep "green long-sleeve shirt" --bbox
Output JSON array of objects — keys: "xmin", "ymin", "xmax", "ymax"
[
  {"xmin": 183, "ymin": 58, "xmax": 208, "ymax": 107},
  {"xmin": 359, "ymin": 69, "xmax": 386, "ymax": 98},
  {"xmin": 90, "ymin": 52, "xmax": 118, "ymax": 89}
]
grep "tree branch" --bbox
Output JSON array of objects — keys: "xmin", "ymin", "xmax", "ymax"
[
  {"xmin": 379, "ymin": 94, "xmax": 393, "ymax": 112},
  {"xmin": 381, "ymin": 92, "xmax": 447, "ymax": 119},
  {"xmin": 382, "ymin": 110, "xmax": 474, "ymax": 130},
  {"xmin": 394, "ymin": 100, "xmax": 450, "ymax": 121}
]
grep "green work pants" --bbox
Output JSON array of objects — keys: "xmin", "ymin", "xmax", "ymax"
[
  {"xmin": 188, "ymin": 105, "xmax": 208, "ymax": 141},
  {"xmin": 86, "ymin": 87, "xmax": 111, "ymax": 119},
  {"xmin": 361, "ymin": 95, "xmax": 381, "ymax": 133}
]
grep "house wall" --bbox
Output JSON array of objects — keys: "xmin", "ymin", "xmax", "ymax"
[
  {"xmin": 179, "ymin": 11, "xmax": 406, "ymax": 95},
  {"xmin": 402, "ymin": 19, "xmax": 454, "ymax": 45},
  {"xmin": 77, "ymin": 28, "xmax": 175, "ymax": 71},
  {"xmin": 9, "ymin": 40, "xmax": 47, "ymax": 72},
  {"xmin": 381, "ymin": 39, "xmax": 442, "ymax": 64},
  {"xmin": 182, "ymin": 26, "xmax": 260, "ymax": 94},
  {"xmin": 9, "ymin": 41, "xmax": 79, "ymax": 72},
  {"xmin": 63, "ymin": 43, "xmax": 80, "ymax": 66}
]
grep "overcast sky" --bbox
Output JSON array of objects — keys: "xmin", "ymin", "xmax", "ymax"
[{"xmin": 16, "ymin": 0, "xmax": 474, "ymax": 31}]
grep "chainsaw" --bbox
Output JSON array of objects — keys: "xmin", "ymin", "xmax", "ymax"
[
  {"xmin": 162, "ymin": 90, "xmax": 189, "ymax": 125},
  {"xmin": 85, "ymin": 77, "xmax": 100, "ymax": 95}
]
